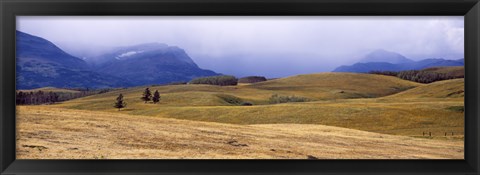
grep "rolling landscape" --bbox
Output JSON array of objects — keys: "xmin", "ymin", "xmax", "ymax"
[
  {"xmin": 16, "ymin": 72, "xmax": 464, "ymax": 159},
  {"xmin": 15, "ymin": 17, "xmax": 465, "ymax": 159}
]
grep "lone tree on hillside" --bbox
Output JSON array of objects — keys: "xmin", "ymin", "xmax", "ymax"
[
  {"xmin": 114, "ymin": 94, "xmax": 127, "ymax": 111},
  {"xmin": 141, "ymin": 88, "xmax": 152, "ymax": 103},
  {"xmin": 152, "ymin": 90, "xmax": 161, "ymax": 104}
]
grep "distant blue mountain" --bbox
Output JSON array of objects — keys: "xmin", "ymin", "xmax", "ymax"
[
  {"xmin": 16, "ymin": 31, "xmax": 220, "ymax": 89},
  {"xmin": 456, "ymin": 58, "xmax": 464, "ymax": 64},
  {"xmin": 16, "ymin": 31, "xmax": 90, "ymax": 70},
  {"xmin": 359, "ymin": 49, "xmax": 413, "ymax": 64},
  {"xmin": 16, "ymin": 31, "xmax": 130, "ymax": 89},
  {"xmin": 92, "ymin": 43, "xmax": 219, "ymax": 86},
  {"xmin": 333, "ymin": 50, "xmax": 464, "ymax": 73}
]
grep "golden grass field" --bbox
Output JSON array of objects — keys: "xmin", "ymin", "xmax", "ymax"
[
  {"xmin": 16, "ymin": 72, "xmax": 465, "ymax": 159},
  {"xmin": 17, "ymin": 106, "xmax": 463, "ymax": 159}
]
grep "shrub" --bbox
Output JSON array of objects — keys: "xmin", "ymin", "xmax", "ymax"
[
  {"xmin": 241, "ymin": 102, "xmax": 253, "ymax": 106},
  {"xmin": 189, "ymin": 75, "xmax": 238, "ymax": 86},
  {"xmin": 238, "ymin": 76, "xmax": 267, "ymax": 83},
  {"xmin": 446, "ymin": 106, "xmax": 464, "ymax": 113},
  {"xmin": 216, "ymin": 94, "xmax": 243, "ymax": 105},
  {"xmin": 269, "ymin": 94, "xmax": 310, "ymax": 104}
]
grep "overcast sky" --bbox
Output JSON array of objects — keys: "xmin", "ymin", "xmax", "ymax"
[{"xmin": 17, "ymin": 16, "xmax": 464, "ymax": 78}]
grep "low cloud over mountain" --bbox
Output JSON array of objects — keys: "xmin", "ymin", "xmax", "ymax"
[{"xmin": 16, "ymin": 31, "xmax": 218, "ymax": 89}]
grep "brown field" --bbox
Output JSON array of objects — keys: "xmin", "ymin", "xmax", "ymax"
[{"xmin": 17, "ymin": 106, "xmax": 463, "ymax": 159}]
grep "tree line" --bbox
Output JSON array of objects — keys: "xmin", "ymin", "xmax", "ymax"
[
  {"xmin": 238, "ymin": 76, "xmax": 267, "ymax": 83},
  {"xmin": 369, "ymin": 69, "xmax": 463, "ymax": 84},
  {"xmin": 189, "ymin": 75, "xmax": 238, "ymax": 86},
  {"xmin": 16, "ymin": 91, "xmax": 60, "ymax": 105},
  {"xmin": 16, "ymin": 88, "xmax": 114, "ymax": 105}
]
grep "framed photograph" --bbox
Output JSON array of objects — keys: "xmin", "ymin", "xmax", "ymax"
[{"xmin": 1, "ymin": 0, "xmax": 479, "ymax": 174}]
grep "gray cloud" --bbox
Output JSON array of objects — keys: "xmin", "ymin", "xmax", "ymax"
[{"xmin": 17, "ymin": 16, "xmax": 464, "ymax": 77}]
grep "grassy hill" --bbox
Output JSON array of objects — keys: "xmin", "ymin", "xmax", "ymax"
[
  {"xmin": 385, "ymin": 78, "xmax": 464, "ymax": 99},
  {"xmin": 248, "ymin": 73, "xmax": 420, "ymax": 99},
  {"xmin": 58, "ymin": 72, "xmax": 421, "ymax": 108},
  {"xmin": 48, "ymin": 72, "xmax": 464, "ymax": 138},
  {"xmin": 16, "ymin": 106, "xmax": 463, "ymax": 159}
]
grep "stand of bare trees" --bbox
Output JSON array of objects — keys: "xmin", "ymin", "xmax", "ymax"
[
  {"xmin": 16, "ymin": 88, "xmax": 114, "ymax": 105},
  {"xmin": 16, "ymin": 91, "xmax": 60, "ymax": 105}
]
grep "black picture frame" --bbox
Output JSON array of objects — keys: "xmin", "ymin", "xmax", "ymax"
[{"xmin": 1, "ymin": 0, "xmax": 479, "ymax": 174}]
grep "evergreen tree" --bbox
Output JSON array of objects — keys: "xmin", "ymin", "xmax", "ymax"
[
  {"xmin": 141, "ymin": 88, "xmax": 152, "ymax": 103},
  {"xmin": 152, "ymin": 90, "xmax": 160, "ymax": 104},
  {"xmin": 114, "ymin": 94, "xmax": 127, "ymax": 111}
]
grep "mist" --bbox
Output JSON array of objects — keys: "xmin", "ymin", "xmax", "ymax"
[{"xmin": 17, "ymin": 16, "xmax": 464, "ymax": 77}]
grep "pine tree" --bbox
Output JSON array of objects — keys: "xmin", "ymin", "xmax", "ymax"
[
  {"xmin": 141, "ymin": 88, "xmax": 152, "ymax": 103},
  {"xmin": 152, "ymin": 90, "xmax": 160, "ymax": 104},
  {"xmin": 114, "ymin": 94, "xmax": 127, "ymax": 111}
]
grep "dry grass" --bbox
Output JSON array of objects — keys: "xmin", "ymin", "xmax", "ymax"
[
  {"xmin": 385, "ymin": 78, "xmax": 464, "ymax": 99},
  {"xmin": 16, "ymin": 73, "xmax": 464, "ymax": 159},
  {"xmin": 249, "ymin": 72, "xmax": 420, "ymax": 99},
  {"xmin": 53, "ymin": 77, "xmax": 463, "ymax": 138},
  {"xmin": 17, "ymin": 106, "xmax": 463, "ymax": 159}
]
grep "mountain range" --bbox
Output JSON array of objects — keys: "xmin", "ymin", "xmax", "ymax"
[
  {"xmin": 16, "ymin": 31, "xmax": 463, "ymax": 90},
  {"xmin": 16, "ymin": 31, "xmax": 218, "ymax": 89},
  {"xmin": 91, "ymin": 43, "xmax": 218, "ymax": 86},
  {"xmin": 333, "ymin": 49, "xmax": 464, "ymax": 73},
  {"xmin": 16, "ymin": 31, "xmax": 131, "ymax": 89}
]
